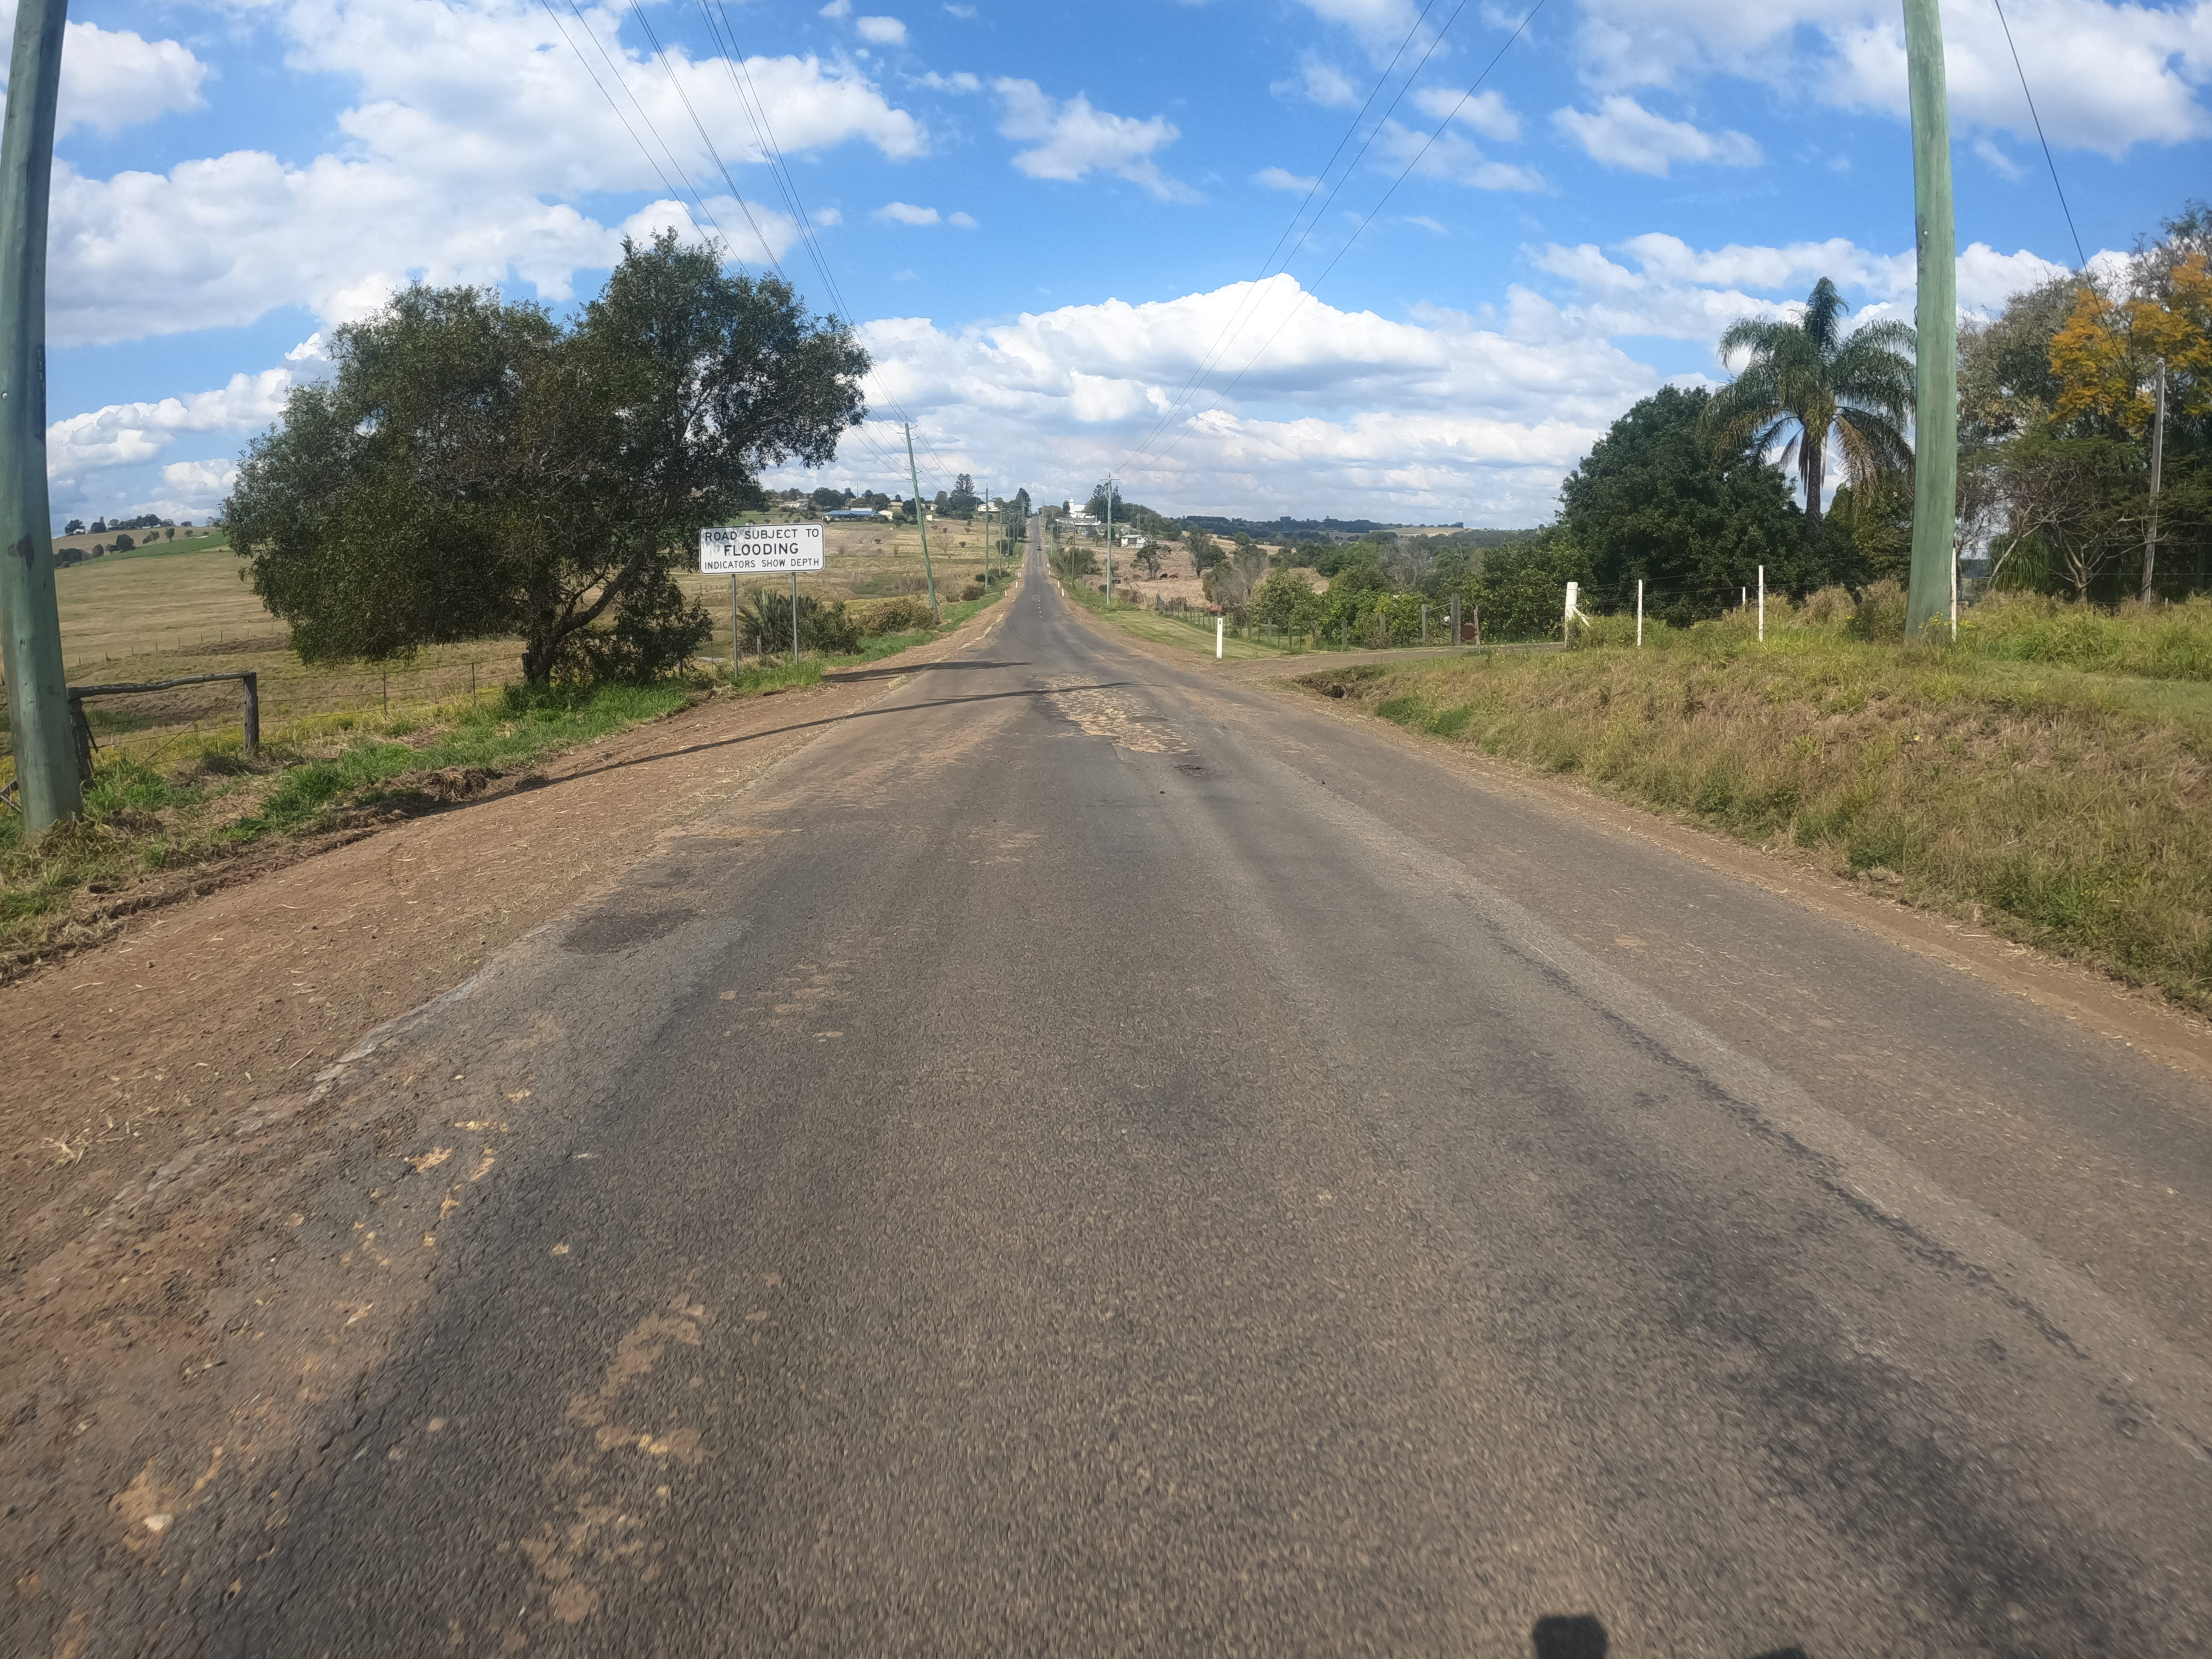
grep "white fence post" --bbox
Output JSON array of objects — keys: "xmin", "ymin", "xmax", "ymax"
[
  {"xmin": 1757, "ymin": 565, "xmax": 1765, "ymax": 642},
  {"xmin": 1636, "ymin": 578, "xmax": 1644, "ymax": 649}
]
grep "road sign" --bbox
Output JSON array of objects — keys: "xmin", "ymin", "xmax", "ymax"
[{"xmin": 701, "ymin": 523, "xmax": 825, "ymax": 573}]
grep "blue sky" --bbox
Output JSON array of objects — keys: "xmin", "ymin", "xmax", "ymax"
[{"xmin": 14, "ymin": 0, "xmax": 2210, "ymax": 527}]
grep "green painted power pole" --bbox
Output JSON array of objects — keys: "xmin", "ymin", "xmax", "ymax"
[
  {"xmin": 0, "ymin": 0, "xmax": 80, "ymax": 829},
  {"xmin": 1903, "ymin": 0, "xmax": 1957, "ymax": 639},
  {"xmin": 904, "ymin": 422, "xmax": 938, "ymax": 621}
]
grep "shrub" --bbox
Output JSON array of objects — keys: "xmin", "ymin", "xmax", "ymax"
[
  {"xmin": 1799, "ymin": 585, "xmax": 1857, "ymax": 627},
  {"xmin": 960, "ymin": 582, "xmax": 984, "ymax": 601},
  {"xmin": 859, "ymin": 594, "xmax": 936, "ymax": 635},
  {"xmin": 558, "ymin": 566, "xmax": 713, "ymax": 684},
  {"xmin": 1852, "ymin": 578, "xmax": 1908, "ymax": 643},
  {"xmin": 1571, "ymin": 613, "xmax": 1639, "ymax": 649}
]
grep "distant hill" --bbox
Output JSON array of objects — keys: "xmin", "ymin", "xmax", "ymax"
[{"xmin": 1180, "ymin": 515, "xmax": 1533, "ymax": 544}]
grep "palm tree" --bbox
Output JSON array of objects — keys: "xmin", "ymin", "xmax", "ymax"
[{"xmin": 1707, "ymin": 277, "xmax": 1916, "ymax": 529}]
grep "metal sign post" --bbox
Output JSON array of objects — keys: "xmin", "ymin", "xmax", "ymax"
[{"xmin": 701, "ymin": 524, "xmax": 826, "ymax": 670}]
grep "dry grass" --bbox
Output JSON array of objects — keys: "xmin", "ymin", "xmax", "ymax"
[
  {"xmin": 18, "ymin": 525, "xmax": 1010, "ymax": 774},
  {"xmin": 1301, "ymin": 632, "xmax": 2212, "ymax": 1012}
]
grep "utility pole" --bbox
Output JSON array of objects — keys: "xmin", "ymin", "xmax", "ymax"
[
  {"xmin": 1103, "ymin": 475, "xmax": 1114, "ymax": 605},
  {"xmin": 1903, "ymin": 0, "xmax": 1957, "ymax": 639},
  {"xmin": 0, "ymin": 0, "xmax": 80, "ymax": 829},
  {"xmin": 904, "ymin": 422, "xmax": 938, "ymax": 621},
  {"xmin": 2142, "ymin": 357, "xmax": 2166, "ymax": 602}
]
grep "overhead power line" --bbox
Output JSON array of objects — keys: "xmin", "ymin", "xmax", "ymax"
[
  {"xmin": 539, "ymin": 0, "xmax": 729, "ymax": 254},
  {"xmin": 1113, "ymin": 0, "xmax": 1457, "ymax": 472},
  {"xmin": 1123, "ymin": 0, "xmax": 1551, "ymax": 483},
  {"xmin": 1989, "ymin": 0, "xmax": 2088, "ymax": 270},
  {"xmin": 689, "ymin": 0, "xmax": 955, "ymax": 489}
]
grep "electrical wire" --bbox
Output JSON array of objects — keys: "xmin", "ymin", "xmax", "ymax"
[
  {"xmin": 623, "ymin": 0, "xmax": 787, "ymax": 270},
  {"xmin": 540, "ymin": 0, "xmax": 729, "ymax": 253},
  {"xmin": 1112, "ymin": 0, "xmax": 1456, "ymax": 472},
  {"xmin": 690, "ymin": 0, "xmax": 955, "ymax": 492},
  {"xmin": 537, "ymin": 2, "xmax": 928, "ymax": 497},
  {"xmin": 1989, "ymin": 0, "xmax": 2087, "ymax": 270},
  {"xmin": 1124, "ymin": 0, "xmax": 1551, "ymax": 483}
]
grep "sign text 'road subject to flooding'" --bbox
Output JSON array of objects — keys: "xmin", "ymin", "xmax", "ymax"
[{"xmin": 700, "ymin": 524, "xmax": 827, "ymax": 573}]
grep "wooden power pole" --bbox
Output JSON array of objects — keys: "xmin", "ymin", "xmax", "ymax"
[
  {"xmin": 904, "ymin": 422, "xmax": 938, "ymax": 621},
  {"xmin": 1903, "ymin": 0, "xmax": 1957, "ymax": 639},
  {"xmin": 0, "ymin": 0, "xmax": 81, "ymax": 828}
]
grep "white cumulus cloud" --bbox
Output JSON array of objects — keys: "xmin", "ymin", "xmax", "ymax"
[
  {"xmin": 41, "ymin": 0, "xmax": 912, "ymax": 346},
  {"xmin": 1569, "ymin": 0, "xmax": 2212, "ymax": 157},
  {"xmin": 1411, "ymin": 85, "xmax": 1522, "ymax": 142},
  {"xmin": 855, "ymin": 15, "xmax": 909, "ymax": 45},
  {"xmin": 47, "ymin": 370, "xmax": 297, "ymax": 516},
  {"xmin": 772, "ymin": 276, "xmax": 1660, "ymax": 523},
  {"xmin": 1553, "ymin": 96, "xmax": 1761, "ymax": 175},
  {"xmin": 995, "ymin": 79, "xmax": 1196, "ymax": 200}
]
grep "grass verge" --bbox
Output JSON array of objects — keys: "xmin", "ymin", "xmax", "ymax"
[{"xmin": 1297, "ymin": 632, "xmax": 2212, "ymax": 1013}]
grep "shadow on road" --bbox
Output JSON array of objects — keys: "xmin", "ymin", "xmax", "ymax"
[
  {"xmin": 1533, "ymin": 1616, "xmax": 1809, "ymax": 1659},
  {"xmin": 464, "ymin": 679, "xmax": 1138, "ymax": 797},
  {"xmin": 824, "ymin": 657, "xmax": 1029, "ymax": 684}
]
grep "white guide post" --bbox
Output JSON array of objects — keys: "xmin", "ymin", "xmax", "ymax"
[
  {"xmin": 1564, "ymin": 580, "xmax": 1580, "ymax": 643},
  {"xmin": 1216, "ymin": 614, "xmax": 1224, "ymax": 659},
  {"xmin": 1636, "ymin": 579, "xmax": 1644, "ymax": 649},
  {"xmin": 1757, "ymin": 566, "xmax": 1765, "ymax": 642}
]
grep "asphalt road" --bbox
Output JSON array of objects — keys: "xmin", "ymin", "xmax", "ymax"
[{"xmin": 165, "ymin": 531, "xmax": 2212, "ymax": 1655}]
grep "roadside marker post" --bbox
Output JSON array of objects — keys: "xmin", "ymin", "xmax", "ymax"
[
  {"xmin": 701, "ymin": 524, "xmax": 826, "ymax": 668},
  {"xmin": 1216, "ymin": 614, "xmax": 1224, "ymax": 659},
  {"xmin": 1758, "ymin": 566, "xmax": 1765, "ymax": 642},
  {"xmin": 1636, "ymin": 579, "xmax": 1644, "ymax": 648}
]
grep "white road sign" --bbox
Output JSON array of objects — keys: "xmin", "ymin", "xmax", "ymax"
[{"xmin": 700, "ymin": 523, "xmax": 826, "ymax": 574}]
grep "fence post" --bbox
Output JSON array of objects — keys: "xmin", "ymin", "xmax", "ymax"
[
  {"xmin": 1637, "ymin": 579, "xmax": 1644, "ymax": 648},
  {"xmin": 66, "ymin": 692, "xmax": 92, "ymax": 784},
  {"xmin": 1757, "ymin": 565, "xmax": 1765, "ymax": 642},
  {"xmin": 242, "ymin": 671, "xmax": 259, "ymax": 755}
]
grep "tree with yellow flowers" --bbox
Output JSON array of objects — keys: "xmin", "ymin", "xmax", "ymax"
[
  {"xmin": 1977, "ymin": 204, "xmax": 2212, "ymax": 602},
  {"xmin": 2051, "ymin": 252, "xmax": 2212, "ymax": 437}
]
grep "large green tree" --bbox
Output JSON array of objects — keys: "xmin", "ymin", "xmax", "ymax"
[
  {"xmin": 228, "ymin": 232, "xmax": 869, "ymax": 684},
  {"xmin": 1706, "ymin": 276, "xmax": 1915, "ymax": 530},
  {"xmin": 1557, "ymin": 384, "xmax": 1807, "ymax": 622}
]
